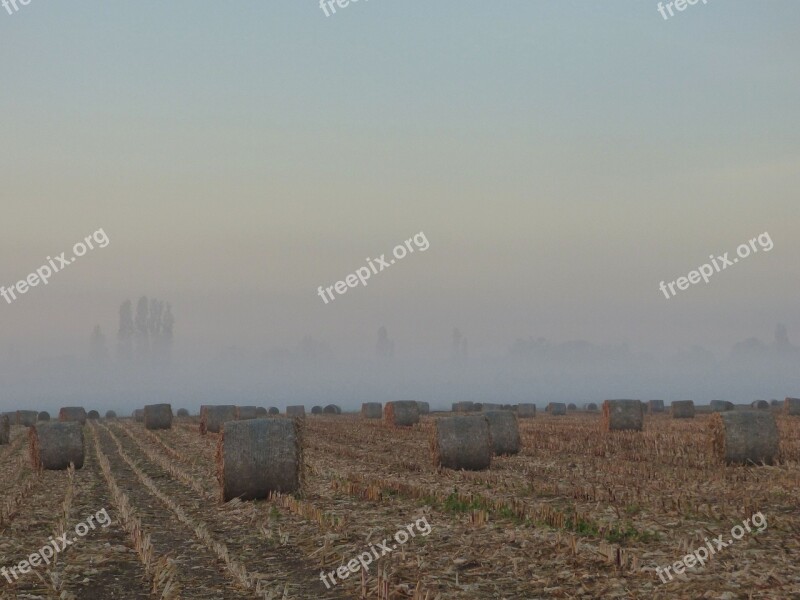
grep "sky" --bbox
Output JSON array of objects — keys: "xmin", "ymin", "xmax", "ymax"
[{"xmin": 1, "ymin": 1, "xmax": 798, "ymax": 411}]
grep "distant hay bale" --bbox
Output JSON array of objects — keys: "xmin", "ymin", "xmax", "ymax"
[
  {"xmin": 133, "ymin": 409, "xmax": 144, "ymax": 422},
  {"xmin": 177, "ymin": 408, "xmax": 190, "ymax": 417},
  {"xmin": 452, "ymin": 401, "xmax": 475, "ymax": 413},
  {"xmin": 546, "ymin": 402, "xmax": 566, "ymax": 416},
  {"xmin": 286, "ymin": 405, "xmax": 306, "ymax": 418},
  {"xmin": 416, "ymin": 401, "xmax": 430, "ymax": 415},
  {"xmin": 481, "ymin": 403, "xmax": 502, "ymax": 412},
  {"xmin": 323, "ymin": 404, "xmax": 341, "ymax": 415},
  {"xmin": 671, "ymin": 400, "xmax": 695, "ymax": 418},
  {"xmin": 87, "ymin": 410, "xmax": 100, "ymax": 420},
  {"xmin": 361, "ymin": 402, "xmax": 382, "ymax": 419},
  {"xmin": 310, "ymin": 406, "xmax": 322, "ymax": 415},
  {"xmin": 483, "ymin": 411, "xmax": 520, "ymax": 455},
  {"xmin": 16, "ymin": 410, "xmax": 38, "ymax": 427},
  {"xmin": 236, "ymin": 406, "xmax": 259, "ymax": 420},
  {"xmin": 59, "ymin": 407, "xmax": 87, "ymax": 425},
  {"xmin": 710, "ymin": 400, "xmax": 735, "ymax": 413},
  {"xmin": 217, "ymin": 417, "xmax": 303, "ymax": 501},
  {"xmin": 37, "ymin": 411, "xmax": 50, "ymax": 422},
  {"xmin": 255, "ymin": 407, "xmax": 268, "ymax": 417},
  {"xmin": 384, "ymin": 401, "xmax": 420, "ymax": 427},
  {"xmin": 144, "ymin": 404, "xmax": 173, "ymax": 430},
  {"xmin": 785, "ymin": 397, "xmax": 800, "ymax": 415},
  {"xmin": 567, "ymin": 403, "xmax": 577, "ymax": 411},
  {"xmin": 105, "ymin": 410, "xmax": 117, "ymax": 420},
  {"xmin": 770, "ymin": 399, "xmax": 780, "ymax": 407},
  {"xmin": 200, "ymin": 405, "xmax": 237, "ymax": 434},
  {"xmin": 30, "ymin": 422, "xmax": 85, "ymax": 470},
  {"xmin": 516, "ymin": 403, "xmax": 536, "ymax": 418},
  {"xmin": 431, "ymin": 415, "xmax": 492, "ymax": 471},
  {"xmin": 602, "ymin": 400, "xmax": 643, "ymax": 432},
  {"xmin": 502, "ymin": 404, "xmax": 513, "ymax": 411},
  {"xmin": 648, "ymin": 400, "xmax": 665, "ymax": 413},
  {"xmin": 583, "ymin": 403, "xmax": 598, "ymax": 412},
  {"xmin": 751, "ymin": 400, "xmax": 770, "ymax": 410},
  {"xmin": 268, "ymin": 407, "xmax": 280, "ymax": 415},
  {"xmin": 473, "ymin": 403, "xmax": 483, "ymax": 412},
  {"xmin": 709, "ymin": 411, "xmax": 779, "ymax": 465},
  {"xmin": 0, "ymin": 415, "xmax": 9, "ymax": 445}
]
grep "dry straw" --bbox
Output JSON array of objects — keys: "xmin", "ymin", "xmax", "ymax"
[
  {"xmin": 144, "ymin": 404, "xmax": 173, "ymax": 430},
  {"xmin": 602, "ymin": 400, "xmax": 643, "ymax": 432},
  {"xmin": 783, "ymin": 397, "xmax": 800, "ymax": 416},
  {"xmin": 30, "ymin": 422, "xmax": 85, "ymax": 470},
  {"xmin": 384, "ymin": 401, "xmax": 420, "ymax": 427},
  {"xmin": 670, "ymin": 400, "xmax": 695, "ymax": 418},
  {"xmin": 216, "ymin": 417, "xmax": 303, "ymax": 501},
  {"xmin": 361, "ymin": 402, "xmax": 383, "ymax": 419},
  {"xmin": 0, "ymin": 415, "xmax": 9, "ymax": 445},
  {"xmin": 483, "ymin": 410, "xmax": 520, "ymax": 455},
  {"xmin": 709, "ymin": 410, "xmax": 780, "ymax": 465},
  {"xmin": 59, "ymin": 406, "xmax": 87, "ymax": 425},
  {"xmin": 517, "ymin": 403, "xmax": 536, "ymax": 418},
  {"xmin": 16, "ymin": 410, "xmax": 38, "ymax": 427},
  {"xmin": 200, "ymin": 405, "xmax": 236, "ymax": 434},
  {"xmin": 431, "ymin": 415, "xmax": 492, "ymax": 471}
]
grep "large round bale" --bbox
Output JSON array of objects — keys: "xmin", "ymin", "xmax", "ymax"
[
  {"xmin": 236, "ymin": 406, "xmax": 259, "ymax": 420},
  {"xmin": 286, "ymin": 405, "xmax": 306, "ymax": 418},
  {"xmin": 602, "ymin": 400, "xmax": 643, "ymax": 432},
  {"xmin": 648, "ymin": 400, "xmax": 665, "ymax": 413},
  {"xmin": 217, "ymin": 417, "xmax": 303, "ymax": 501},
  {"xmin": 144, "ymin": 404, "xmax": 173, "ymax": 430},
  {"xmin": 785, "ymin": 397, "xmax": 800, "ymax": 415},
  {"xmin": 709, "ymin": 411, "xmax": 779, "ymax": 465},
  {"xmin": 751, "ymin": 400, "xmax": 770, "ymax": 410},
  {"xmin": 517, "ymin": 403, "xmax": 536, "ymax": 418},
  {"xmin": 384, "ymin": 401, "xmax": 420, "ymax": 427},
  {"xmin": 431, "ymin": 415, "xmax": 492, "ymax": 471},
  {"xmin": 30, "ymin": 422, "xmax": 85, "ymax": 470},
  {"xmin": 255, "ymin": 407, "xmax": 268, "ymax": 417},
  {"xmin": 416, "ymin": 401, "xmax": 430, "ymax": 415},
  {"xmin": 583, "ymin": 403, "xmax": 598, "ymax": 412},
  {"xmin": 105, "ymin": 410, "xmax": 117, "ymax": 420},
  {"xmin": 361, "ymin": 402, "xmax": 382, "ymax": 419},
  {"xmin": 671, "ymin": 400, "xmax": 695, "ymax": 418},
  {"xmin": 323, "ymin": 404, "xmax": 341, "ymax": 415},
  {"xmin": 268, "ymin": 407, "xmax": 280, "ymax": 416},
  {"xmin": 37, "ymin": 411, "xmax": 50, "ymax": 422},
  {"xmin": 452, "ymin": 401, "xmax": 475, "ymax": 413},
  {"xmin": 567, "ymin": 403, "xmax": 577, "ymax": 411},
  {"xmin": 310, "ymin": 406, "xmax": 322, "ymax": 415},
  {"xmin": 87, "ymin": 410, "xmax": 100, "ymax": 420},
  {"xmin": 0, "ymin": 415, "xmax": 9, "ymax": 445},
  {"xmin": 546, "ymin": 402, "xmax": 566, "ymax": 416},
  {"xmin": 133, "ymin": 409, "xmax": 144, "ymax": 422},
  {"xmin": 177, "ymin": 408, "xmax": 190, "ymax": 417},
  {"xmin": 483, "ymin": 411, "xmax": 520, "ymax": 455},
  {"xmin": 710, "ymin": 400, "xmax": 735, "ymax": 413},
  {"xmin": 481, "ymin": 403, "xmax": 502, "ymax": 412},
  {"xmin": 59, "ymin": 407, "xmax": 87, "ymax": 425},
  {"xmin": 201, "ymin": 405, "xmax": 237, "ymax": 434},
  {"xmin": 16, "ymin": 410, "xmax": 38, "ymax": 427}
]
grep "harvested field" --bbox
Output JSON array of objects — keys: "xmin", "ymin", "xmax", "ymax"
[{"xmin": 0, "ymin": 411, "xmax": 797, "ymax": 598}]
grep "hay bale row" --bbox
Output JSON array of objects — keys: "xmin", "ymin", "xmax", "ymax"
[
  {"xmin": 546, "ymin": 402, "xmax": 566, "ymax": 416},
  {"xmin": 416, "ymin": 401, "xmax": 430, "ymax": 415},
  {"xmin": 452, "ymin": 401, "xmax": 475, "ymax": 413},
  {"xmin": 648, "ymin": 400, "xmax": 665, "ymax": 413},
  {"xmin": 516, "ymin": 403, "xmax": 536, "ymax": 418},
  {"xmin": 751, "ymin": 400, "xmax": 770, "ymax": 410},
  {"xmin": 286, "ymin": 405, "xmax": 306, "ymax": 418},
  {"xmin": 16, "ymin": 410, "xmax": 38, "ymax": 427},
  {"xmin": 29, "ymin": 422, "xmax": 84, "ymax": 470},
  {"xmin": 481, "ymin": 403, "xmax": 502, "ymax": 412},
  {"xmin": 200, "ymin": 405, "xmax": 237, "ymax": 434},
  {"xmin": 87, "ymin": 410, "xmax": 100, "ymax": 420},
  {"xmin": 268, "ymin": 407, "xmax": 280, "ymax": 415},
  {"xmin": 384, "ymin": 401, "xmax": 419, "ymax": 427},
  {"xmin": 671, "ymin": 400, "xmax": 695, "ymax": 418},
  {"xmin": 583, "ymin": 403, "xmax": 598, "ymax": 412},
  {"xmin": 59, "ymin": 407, "xmax": 87, "ymax": 425},
  {"xmin": 784, "ymin": 397, "xmax": 800, "ymax": 415},
  {"xmin": 483, "ymin": 411, "xmax": 520, "ymax": 455},
  {"xmin": 311, "ymin": 406, "xmax": 322, "ymax": 415},
  {"xmin": 38, "ymin": 411, "xmax": 50, "ymax": 422},
  {"xmin": 144, "ymin": 404, "xmax": 173, "ymax": 430},
  {"xmin": 217, "ymin": 417, "xmax": 303, "ymax": 501},
  {"xmin": 567, "ymin": 403, "xmax": 577, "ymax": 411},
  {"xmin": 709, "ymin": 411, "xmax": 779, "ymax": 465},
  {"xmin": 105, "ymin": 410, "xmax": 117, "ymax": 420},
  {"xmin": 602, "ymin": 400, "xmax": 643, "ymax": 431},
  {"xmin": 431, "ymin": 415, "xmax": 492, "ymax": 471},
  {"xmin": 0, "ymin": 415, "xmax": 9, "ymax": 445},
  {"xmin": 177, "ymin": 408, "xmax": 190, "ymax": 417},
  {"xmin": 236, "ymin": 406, "xmax": 259, "ymax": 420},
  {"xmin": 133, "ymin": 409, "xmax": 144, "ymax": 422},
  {"xmin": 323, "ymin": 404, "xmax": 341, "ymax": 415},
  {"xmin": 255, "ymin": 407, "xmax": 268, "ymax": 417},
  {"xmin": 361, "ymin": 402, "xmax": 383, "ymax": 419},
  {"xmin": 710, "ymin": 400, "xmax": 735, "ymax": 413}
]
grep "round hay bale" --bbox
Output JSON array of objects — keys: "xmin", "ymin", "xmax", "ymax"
[
  {"xmin": 473, "ymin": 403, "xmax": 483, "ymax": 412},
  {"xmin": 481, "ymin": 403, "xmax": 502, "ymax": 412},
  {"xmin": 416, "ymin": 401, "xmax": 430, "ymax": 415},
  {"xmin": 286, "ymin": 405, "xmax": 306, "ymax": 418},
  {"xmin": 268, "ymin": 407, "xmax": 280, "ymax": 415},
  {"xmin": 784, "ymin": 397, "xmax": 800, "ymax": 415},
  {"xmin": 602, "ymin": 400, "xmax": 643, "ymax": 432},
  {"xmin": 451, "ymin": 401, "xmax": 475, "ymax": 413},
  {"xmin": 671, "ymin": 400, "xmax": 695, "ymax": 418},
  {"xmin": 87, "ymin": 410, "xmax": 100, "ymax": 420},
  {"xmin": 648, "ymin": 400, "xmax": 665, "ymax": 413},
  {"xmin": 105, "ymin": 410, "xmax": 117, "ymax": 420},
  {"xmin": 236, "ymin": 406, "xmax": 259, "ymax": 420},
  {"xmin": 567, "ymin": 403, "xmax": 577, "ymax": 411},
  {"xmin": 323, "ymin": 404, "xmax": 341, "ymax": 415},
  {"xmin": 217, "ymin": 417, "xmax": 303, "ymax": 501},
  {"xmin": 583, "ymin": 403, "xmax": 598, "ymax": 412},
  {"xmin": 37, "ymin": 411, "xmax": 50, "ymax": 422},
  {"xmin": 133, "ymin": 409, "xmax": 144, "ymax": 422},
  {"xmin": 709, "ymin": 411, "xmax": 779, "ymax": 465},
  {"xmin": 59, "ymin": 407, "xmax": 87, "ymax": 425},
  {"xmin": 483, "ymin": 411, "xmax": 520, "ymax": 455},
  {"xmin": 177, "ymin": 408, "xmax": 190, "ymax": 417},
  {"xmin": 0, "ymin": 415, "xmax": 9, "ymax": 445},
  {"xmin": 361, "ymin": 402, "xmax": 383, "ymax": 419},
  {"xmin": 310, "ymin": 406, "xmax": 322, "ymax": 415},
  {"xmin": 770, "ymin": 399, "xmax": 780, "ymax": 407},
  {"xmin": 384, "ymin": 401, "xmax": 420, "ymax": 427},
  {"xmin": 751, "ymin": 400, "xmax": 770, "ymax": 410},
  {"xmin": 516, "ymin": 403, "xmax": 536, "ymax": 418},
  {"xmin": 255, "ymin": 407, "xmax": 268, "ymax": 417},
  {"xmin": 30, "ymin": 422, "xmax": 85, "ymax": 470},
  {"xmin": 546, "ymin": 402, "xmax": 566, "ymax": 416},
  {"xmin": 144, "ymin": 404, "xmax": 173, "ymax": 430},
  {"xmin": 201, "ymin": 405, "xmax": 236, "ymax": 434},
  {"xmin": 16, "ymin": 410, "xmax": 38, "ymax": 427},
  {"xmin": 710, "ymin": 400, "xmax": 735, "ymax": 413},
  {"xmin": 431, "ymin": 415, "xmax": 492, "ymax": 471}
]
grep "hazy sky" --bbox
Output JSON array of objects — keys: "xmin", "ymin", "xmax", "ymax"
[{"xmin": 1, "ymin": 1, "xmax": 798, "ymax": 399}]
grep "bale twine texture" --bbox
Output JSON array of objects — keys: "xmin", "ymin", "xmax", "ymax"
[
  {"xmin": 236, "ymin": 406, "xmax": 259, "ymax": 420},
  {"xmin": 30, "ymin": 422, "xmax": 85, "ymax": 470},
  {"xmin": 361, "ymin": 403, "xmax": 383, "ymax": 419},
  {"xmin": 201, "ymin": 405, "xmax": 237, "ymax": 434},
  {"xmin": 516, "ymin": 403, "xmax": 536, "ymax": 418},
  {"xmin": 546, "ymin": 402, "xmax": 566, "ymax": 416},
  {"xmin": 709, "ymin": 411, "xmax": 779, "ymax": 465},
  {"xmin": 384, "ymin": 401, "xmax": 420, "ymax": 427},
  {"xmin": 144, "ymin": 404, "xmax": 173, "ymax": 430},
  {"xmin": 671, "ymin": 400, "xmax": 695, "ymax": 418},
  {"xmin": 59, "ymin": 407, "xmax": 87, "ymax": 425},
  {"xmin": 431, "ymin": 415, "xmax": 492, "ymax": 471},
  {"xmin": 483, "ymin": 411, "xmax": 520, "ymax": 455}
]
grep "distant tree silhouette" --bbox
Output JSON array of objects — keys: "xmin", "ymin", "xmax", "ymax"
[
  {"xmin": 376, "ymin": 326, "xmax": 394, "ymax": 358},
  {"xmin": 90, "ymin": 325, "xmax": 108, "ymax": 362},
  {"xmin": 117, "ymin": 300, "xmax": 134, "ymax": 360}
]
